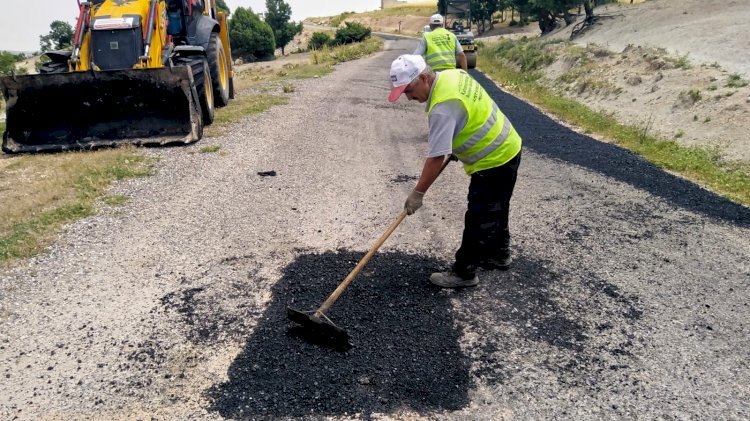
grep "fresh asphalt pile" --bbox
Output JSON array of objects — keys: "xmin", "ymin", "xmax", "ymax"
[{"xmin": 202, "ymin": 250, "xmax": 471, "ymax": 419}]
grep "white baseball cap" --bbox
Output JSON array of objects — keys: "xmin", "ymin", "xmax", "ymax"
[
  {"xmin": 430, "ymin": 14, "xmax": 444, "ymax": 25},
  {"xmin": 388, "ymin": 54, "xmax": 426, "ymax": 102}
]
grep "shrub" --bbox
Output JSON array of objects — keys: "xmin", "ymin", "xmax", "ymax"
[
  {"xmin": 490, "ymin": 39, "xmax": 555, "ymax": 72},
  {"xmin": 309, "ymin": 32, "xmax": 332, "ymax": 50},
  {"xmin": 726, "ymin": 73, "xmax": 748, "ymax": 88},
  {"xmin": 673, "ymin": 54, "xmax": 691, "ymax": 70},
  {"xmin": 0, "ymin": 51, "xmax": 21, "ymax": 76},
  {"xmin": 334, "ymin": 22, "xmax": 371, "ymax": 46},
  {"xmin": 229, "ymin": 7, "xmax": 276, "ymax": 60}
]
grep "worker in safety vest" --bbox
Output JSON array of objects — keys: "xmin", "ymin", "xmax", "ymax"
[
  {"xmin": 414, "ymin": 14, "xmax": 467, "ymax": 71},
  {"xmin": 388, "ymin": 54, "xmax": 522, "ymax": 288}
]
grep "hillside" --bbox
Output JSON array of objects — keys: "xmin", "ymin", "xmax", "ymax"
[
  {"xmin": 538, "ymin": 0, "xmax": 750, "ymax": 162},
  {"xmin": 305, "ymin": 3, "xmax": 434, "ymax": 36},
  {"xmin": 336, "ymin": 0, "xmax": 750, "ymax": 163}
]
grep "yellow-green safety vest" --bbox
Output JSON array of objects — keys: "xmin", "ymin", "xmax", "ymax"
[
  {"xmin": 424, "ymin": 28, "xmax": 458, "ymax": 71},
  {"xmin": 428, "ymin": 70, "xmax": 522, "ymax": 175}
]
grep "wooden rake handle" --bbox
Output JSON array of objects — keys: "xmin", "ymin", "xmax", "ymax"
[
  {"xmin": 313, "ymin": 209, "xmax": 407, "ymax": 319},
  {"xmin": 313, "ymin": 155, "xmax": 456, "ymax": 319}
]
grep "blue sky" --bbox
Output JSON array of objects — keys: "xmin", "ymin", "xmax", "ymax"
[{"xmin": 0, "ymin": 0, "xmax": 393, "ymax": 53}]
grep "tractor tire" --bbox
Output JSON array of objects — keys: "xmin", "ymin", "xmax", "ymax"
[
  {"xmin": 207, "ymin": 32, "xmax": 230, "ymax": 107},
  {"xmin": 466, "ymin": 52, "xmax": 477, "ymax": 69},
  {"xmin": 188, "ymin": 57, "xmax": 215, "ymax": 125}
]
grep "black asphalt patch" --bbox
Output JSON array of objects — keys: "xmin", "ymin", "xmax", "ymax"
[
  {"xmin": 469, "ymin": 70, "xmax": 750, "ymax": 228},
  {"xmin": 390, "ymin": 174, "xmax": 418, "ymax": 183},
  {"xmin": 152, "ymin": 248, "xmax": 646, "ymax": 419},
  {"xmin": 206, "ymin": 250, "xmax": 472, "ymax": 419}
]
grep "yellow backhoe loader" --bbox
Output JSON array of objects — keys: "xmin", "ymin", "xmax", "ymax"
[{"xmin": 0, "ymin": 0, "xmax": 234, "ymax": 153}]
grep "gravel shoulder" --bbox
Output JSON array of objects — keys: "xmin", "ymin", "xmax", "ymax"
[{"xmin": 1, "ymin": 37, "xmax": 749, "ymax": 420}]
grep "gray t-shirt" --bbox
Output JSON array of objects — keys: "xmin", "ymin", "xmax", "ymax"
[
  {"xmin": 413, "ymin": 35, "xmax": 463, "ymax": 56},
  {"xmin": 425, "ymin": 74, "xmax": 468, "ymax": 158}
]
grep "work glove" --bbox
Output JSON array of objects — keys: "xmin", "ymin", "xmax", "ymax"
[{"xmin": 404, "ymin": 190, "xmax": 425, "ymax": 215}]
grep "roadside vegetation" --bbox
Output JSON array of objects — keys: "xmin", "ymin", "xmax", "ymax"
[
  {"xmin": 0, "ymin": 23, "xmax": 382, "ymax": 266},
  {"xmin": 354, "ymin": 3, "xmax": 435, "ymax": 19},
  {"xmin": 199, "ymin": 145, "xmax": 222, "ymax": 153},
  {"xmin": 0, "ymin": 148, "xmax": 152, "ymax": 266},
  {"xmin": 311, "ymin": 36, "xmax": 382, "ymax": 65},
  {"xmin": 478, "ymin": 38, "xmax": 750, "ymax": 206},
  {"xmin": 314, "ymin": 2, "xmax": 433, "ymax": 27},
  {"xmin": 204, "ymin": 93, "xmax": 290, "ymax": 137}
]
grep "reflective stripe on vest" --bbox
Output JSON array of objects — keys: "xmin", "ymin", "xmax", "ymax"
[
  {"xmin": 424, "ymin": 28, "xmax": 457, "ymax": 71},
  {"xmin": 428, "ymin": 70, "xmax": 522, "ymax": 175}
]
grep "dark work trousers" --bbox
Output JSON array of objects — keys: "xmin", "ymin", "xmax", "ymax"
[{"xmin": 453, "ymin": 150, "xmax": 522, "ymax": 279}]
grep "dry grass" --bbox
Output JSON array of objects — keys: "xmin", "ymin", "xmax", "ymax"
[
  {"xmin": 204, "ymin": 94, "xmax": 289, "ymax": 137},
  {"xmin": 359, "ymin": 3, "xmax": 435, "ymax": 18},
  {"xmin": 311, "ymin": 2, "xmax": 434, "ymax": 26},
  {"xmin": 0, "ymin": 147, "xmax": 152, "ymax": 265},
  {"xmin": 311, "ymin": 37, "xmax": 383, "ymax": 65},
  {"xmin": 199, "ymin": 145, "xmax": 221, "ymax": 153}
]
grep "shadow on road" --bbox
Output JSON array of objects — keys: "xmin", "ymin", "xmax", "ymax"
[{"xmin": 472, "ymin": 70, "xmax": 750, "ymax": 228}]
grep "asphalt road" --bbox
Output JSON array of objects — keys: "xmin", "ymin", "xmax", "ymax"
[{"xmin": 0, "ymin": 37, "xmax": 748, "ymax": 420}]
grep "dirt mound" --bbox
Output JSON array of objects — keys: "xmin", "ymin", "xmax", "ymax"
[
  {"xmin": 550, "ymin": 0, "xmax": 750, "ymax": 77},
  {"xmin": 520, "ymin": 0, "xmax": 750, "ymax": 162},
  {"xmin": 533, "ymin": 42, "xmax": 750, "ymax": 161}
]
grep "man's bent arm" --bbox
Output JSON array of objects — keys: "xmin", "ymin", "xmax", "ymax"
[
  {"xmin": 415, "ymin": 155, "xmax": 449, "ymax": 193},
  {"xmin": 457, "ymin": 52, "xmax": 468, "ymax": 71}
]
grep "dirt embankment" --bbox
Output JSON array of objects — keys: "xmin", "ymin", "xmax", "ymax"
[{"xmin": 537, "ymin": 0, "xmax": 750, "ymax": 162}]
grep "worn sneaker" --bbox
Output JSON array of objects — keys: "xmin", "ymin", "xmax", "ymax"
[{"xmin": 429, "ymin": 271, "xmax": 479, "ymax": 288}]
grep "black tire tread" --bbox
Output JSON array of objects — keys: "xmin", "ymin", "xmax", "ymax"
[
  {"xmin": 175, "ymin": 57, "xmax": 215, "ymax": 125},
  {"xmin": 207, "ymin": 32, "xmax": 230, "ymax": 107}
]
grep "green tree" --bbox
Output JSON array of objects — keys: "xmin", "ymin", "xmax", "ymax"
[
  {"xmin": 215, "ymin": 0, "xmax": 231, "ymax": 15},
  {"xmin": 471, "ymin": 0, "xmax": 500, "ymax": 32},
  {"xmin": 531, "ymin": 0, "xmax": 580, "ymax": 33},
  {"xmin": 264, "ymin": 0, "xmax": 303, "ymax": 55},
  {"xmin": 0, "ymin": 51, "xmax": 20, "ymax": 76},
  {"xmin": 437, "ymin": 0, "xmax": 447, "ymax": 15},
  {"xmin": 228, "ymin": 7, "xmax": 276, "ymax": 60},
  {"xmin": 39, "ymin": 20, "xmax": 74, "ymax": 52}
]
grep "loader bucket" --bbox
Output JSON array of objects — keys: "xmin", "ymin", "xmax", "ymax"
[{"xmin": 0, "ymin": 67, "xmax": 202, "ymax": 153}]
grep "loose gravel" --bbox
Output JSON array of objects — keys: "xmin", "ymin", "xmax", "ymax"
[{"xmin": 0, "ymin": 36, "xmax": 748, "ymax": 420}]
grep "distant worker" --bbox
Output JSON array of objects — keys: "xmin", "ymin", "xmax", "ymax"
[
  {"xmin": 414, "ymin": 14, "xmax": 467, "ymax": 71},
  {"xmin": 387, "ymin": 55, "xmax": 522, "ymax": 288}
]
